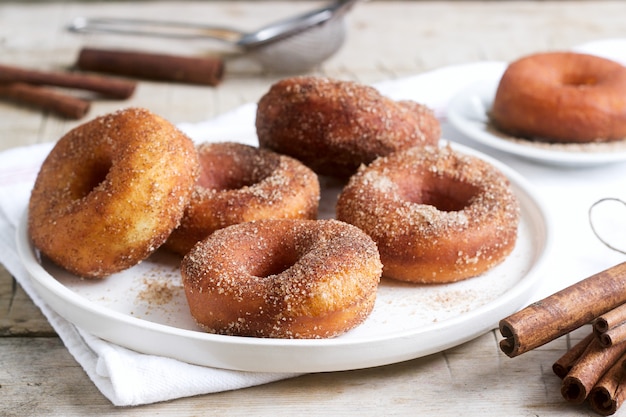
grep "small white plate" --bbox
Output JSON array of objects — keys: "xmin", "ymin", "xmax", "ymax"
[
  {"xmin": 447, "ymin": 78, "xmax": 626, "ymax": 167},
  {"xmin": 573, "ymin": 38, "xmax": 626, "ymax": 66},
  {"xmin": 17, "ymin": 143, "xmax": 552, "ymax": 373}
]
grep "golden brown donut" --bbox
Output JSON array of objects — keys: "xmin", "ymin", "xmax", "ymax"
[
  {"xmin": 336, "ymin": 145, "xmax": 520, "ymax": 284},
  {"xmin": 28, "ymin": 108, "xmax": 199, "ymax": 278},
  {"xmin": 256, "ymin": 76, "xmax": 440, "ymax": 177},
  {"xmin": 164, "ymin": 142, "xmax": 320, "ymax": 255},
  {"xmin": 180, "ymin": 218, "xmax": 382, "ymax": 339},
  {"xmin": 491, "ymin": 51, "xmax": 626, "ymax": 143}
]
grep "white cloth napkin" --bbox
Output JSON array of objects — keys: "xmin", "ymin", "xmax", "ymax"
[{"xmin": 2, "ymin": 38, "xmax": 626, "ymax": 406}]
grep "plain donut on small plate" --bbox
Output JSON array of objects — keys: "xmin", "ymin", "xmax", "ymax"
[{"xmin": 491, "ymin": 51, "xmax": 626, "ymax": 143}]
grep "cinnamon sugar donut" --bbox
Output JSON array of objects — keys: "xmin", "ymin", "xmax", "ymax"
[
  {"xmin": 28, "ymin": 108, "xmax": 199, "ymax": 278},
  {"xmin": 256, "ymin": 76, "xmax": 440, "ymax": 177},
  {"xmin": 164, "ymin": 142, "xmax": 320, "ymax": 255},
  {"xmin": 336, "ymin": 145, "xmax": 520, "ymax": 284},
  {"xmin": 181, "ymin": 218, "xmax": 382, "ymax": 339},
  {"xmin": 491, "ymin": 52, "xmax": 626, "ymax": 143}
]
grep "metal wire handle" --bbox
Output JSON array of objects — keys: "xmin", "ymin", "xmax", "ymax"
[
  {"xmin": 589, "ymin": 197, "xmax": 626, "ymax": 255},
  {"xmin": 68, "ymin": 17, "xmax": 243, "ymax": 43}
]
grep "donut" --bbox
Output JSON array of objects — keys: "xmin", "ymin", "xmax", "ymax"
[
  {"xmin": 491, "ymin": 51, "xmax": 626, "ymax": 143},
  {"xmin": 336, "ymin": 145, "xmax": 520, "ymax": 284},
  {"xmin": 28, "ymin": 108, "xmax": 199, "ymax": 278},
  {"xmin": 180, "ymin": 218, "xmax": 382, "ymax": 339},
  {"xmin": 163, "ymin": 142, "xmax": 320, "ymax": 255},
  {"xmin": 256, "ymin": 75, "xmax": 440, "ymax": 177}
]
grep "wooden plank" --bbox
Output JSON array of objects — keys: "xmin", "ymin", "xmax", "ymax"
[
  {"xmin": 0, "ymin": 332, "xmax": 598, "ymax": 416},
  {"xmin": 0, "ymin": 267, "xmax": 55, "ymax": 337}
]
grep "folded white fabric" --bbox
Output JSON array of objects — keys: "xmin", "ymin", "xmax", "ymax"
[{"xmin": 2, "ymin": 39, "xmax": 626, "ymax": 406}]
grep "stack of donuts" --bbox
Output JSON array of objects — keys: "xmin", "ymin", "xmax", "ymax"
[{"xmin": 28, "ymin": 75, "xmax": 522, "ymax": 340}]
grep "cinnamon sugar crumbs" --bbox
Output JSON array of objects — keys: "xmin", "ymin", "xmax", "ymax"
[
  {"xmin": 486, "ymin": 122, "xmax": 626, "ymax": 153},
  {"xmin": 137, "ymin": 277, "xmax": 182, "ymax": 306}
]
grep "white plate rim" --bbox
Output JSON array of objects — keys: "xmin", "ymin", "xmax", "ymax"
[
  {"xmin": 572, "ymin": 38, "xmax": 626, "ymax": 66},
  {"xmin": 446, "ymin": 77, "xmax": 626, "ymax": 167},
  {"xmin": 16, "ymin": 143, "xmax": 554, "ymax": 373}
]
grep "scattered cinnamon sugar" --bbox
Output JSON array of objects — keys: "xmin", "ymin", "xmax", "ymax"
[
  {"xmin": 486, "ymin": 122, "xmax": 626, "ymax": 153},
  {"xmin": 137, "ymin": 277, "xmax": 182, "ymax": 306}
]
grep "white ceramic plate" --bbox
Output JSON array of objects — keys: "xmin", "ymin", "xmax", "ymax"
[
  {"xmin": 17, "ymin": 143, "xmax": 552, "ymax": 373},
  {"xmin": 446, "ymin": 77, "xmax": 626, "ymax": 167},
  {"xmin": 573, "ymin": 38, "xmax": 626, "ymax": 66}
]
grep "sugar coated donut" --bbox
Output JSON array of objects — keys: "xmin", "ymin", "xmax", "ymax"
[
  {"xmin": 28, "ymin": 108, "xmax": 199, "ymax": 278},
  {"xmin": 336, "ymin": 145, "xmax": 520, "ymax": 284},
  {"xmin": 164, "ymin": 142, "xmax": 320, "ymax": 255},
  {"xmin": 256, "ymin": 76, "xmax": 440, "ymax": 177},
  {"xmin": 180, "ymin": 218, "xmax": 382, "ymax": 338},
  {"xmin": 491, "ymin": 51, "xmax": 626, "ymax": 143}
]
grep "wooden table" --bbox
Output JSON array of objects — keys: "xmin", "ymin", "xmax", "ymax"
[{"xmin": 2, "ymin": 1, "xmax": 626, "ymax": 416}]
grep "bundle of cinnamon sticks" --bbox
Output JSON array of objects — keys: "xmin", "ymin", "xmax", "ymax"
[
  {"xmin": 0, "ymin": 63, "xmax": 137, "ymax": 119},
  {"xmin": 0, "ymin": 48, "xmax": 224, "ymax": 119},
  {"xmin": 499, "ymin": 262, "xmax": 626, "ymax": 415}
]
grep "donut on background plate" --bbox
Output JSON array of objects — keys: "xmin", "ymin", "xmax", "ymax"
[{"xmin": 491, "ymin": 51, "xmax": 626, "ymax": 143}]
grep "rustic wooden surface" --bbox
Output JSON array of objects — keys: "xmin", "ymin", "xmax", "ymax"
[{"xmin": 2, "ymin": 1, "xmax": 626, "ymax": 416}]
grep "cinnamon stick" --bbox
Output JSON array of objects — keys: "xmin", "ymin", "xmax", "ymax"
[
  {"xmin": 0, "ymin": 63, "xmax": 136, "ymax": 99},
  {"xmin": 76, "ymin": 47, "xmax": 224, "ymax": 86},
  {"xmin": 599, "ymin": 322, "xmax": 626, "ymax": 348},
  {"xmin": 499, "ymin": 262, "xmax": 626, "ymax": 358},
  {"xmin": 561, "ymin": 338, "xmax": 626, "ymax": 404},
  {"xmin": 553, "ymin": 332, "xmax": 595, "ymax": 379},
  {"xmin": 589, "ymin": 351, "xmax": 626, "ymax": 416},
  {"xmin": 595, "ymin": 303, "xmax": 626, "ymax": 334},
  {"xmin": 0, "ymin": 82, "xmax": 90, "ymax": 119}
]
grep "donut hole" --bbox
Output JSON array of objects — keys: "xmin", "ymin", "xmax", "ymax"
[
  {"xmin": 197, "ymin": 153, "xmax": 279, "ymax": 191},
  {"xmin": 399, "ymin": 173, "xmax": 479, "ymax": 212},
  {"xmin": 74, "ymin": 158, "xmax": 113, "ymax": 199},
  {"xmin": 249, "ymin": 250, "xmax": 300, "ymax": 278},
  {"xmin": 561, "ymin": 72, "xmax": 597, "ymax": 87}
]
